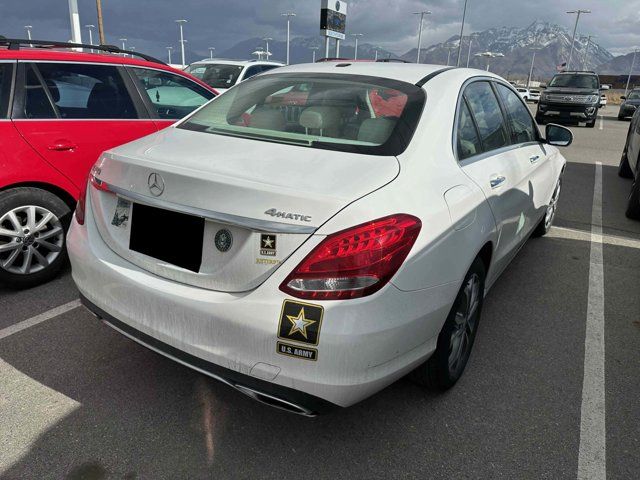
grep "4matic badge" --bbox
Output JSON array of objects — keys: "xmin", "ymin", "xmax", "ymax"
[{"xmin": 264, "ymin": 208, "xmax": 312, "ymax": 222}]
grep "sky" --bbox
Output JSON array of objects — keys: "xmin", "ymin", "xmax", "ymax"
[{"xmin": 1, "ymin": 0, "xmax": 639, "ymax": 60}]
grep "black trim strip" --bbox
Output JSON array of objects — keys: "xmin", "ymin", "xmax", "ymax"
[
  {"xmin": 79, "ymin": 294, "xmax": 338, "ymax": 415},
  {"xmin": 416, "ymin": 67, "xmax": 457, "ymax": 87}
]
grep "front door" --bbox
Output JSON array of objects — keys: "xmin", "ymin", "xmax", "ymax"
[{"xmin": 12, "ymin": 62, "xmax": 158, "ymax": 190}]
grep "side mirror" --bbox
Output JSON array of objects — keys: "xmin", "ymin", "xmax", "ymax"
[
  {"xmin": 621, "ymin": 96, "xmax": 627, "ymax": 100},
  {"xmin": 545, "ymin": 124, "xmax": 573, "ymax": 147}
]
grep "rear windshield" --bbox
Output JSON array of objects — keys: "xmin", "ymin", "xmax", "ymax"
[
  {"xmin": 627, "ymin": 91, "xmax": 640, "ymax": 100},
  {"xmin": 179, "ymin": 73, "xmax": 425, "ymax": 155},
  {"xmin": 185, "ymin": 63, "xmax": 244, "ymax": 89},
  {"xmin": 548, "ymin": 74, "xmax": 599, "ymax": 89}
]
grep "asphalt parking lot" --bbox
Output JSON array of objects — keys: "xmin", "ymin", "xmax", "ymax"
[{"xmin": 1, "ymin": 105, "xmax": 638, "ymax": 480}]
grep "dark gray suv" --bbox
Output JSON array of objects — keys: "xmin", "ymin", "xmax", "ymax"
[
  {"xmin": 618, "ymin": 89, "xmax": 640, "ymax": 120},
  {"xmin": 536, "ymin": 71, "xmax": 602, "ymax": 128}
]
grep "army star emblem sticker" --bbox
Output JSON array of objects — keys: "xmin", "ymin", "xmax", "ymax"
[{"xmin": 286, "ymin": 308, "xmax": 316, "ymax": 339}]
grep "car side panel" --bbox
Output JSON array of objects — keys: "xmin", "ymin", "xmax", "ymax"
[
  {"xmin": 629, "ymin": 113, "xmax": 640, "ymax": 174},
  {"xmin": 0, "ymin": 120, "xmax": 79, "ymax": 197}
]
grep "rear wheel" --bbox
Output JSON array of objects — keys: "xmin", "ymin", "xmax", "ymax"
[
  {"xmin": 0, "ymin": 188, "xmax": 71, "ymax": 289},
  {"xmin": 619, "ymin": 146, "xmax": 634, "ymax": 178},
  {"xmin": 410, "ymin": 257, "xmax": 485, "ymax": 390},
  {"xmin": 626, "ymin": 176, "xmax": 640, "ymax": 220}
]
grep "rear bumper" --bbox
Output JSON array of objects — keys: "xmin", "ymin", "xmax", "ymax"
[
  {"xmin": 537, "ymin": 102, "xmax": 598, "ymax": 121},
  {"xmin": 80, "ymin": 293, "xmax": 335, "ymax": 415},
  {"xmin": 67, "ymin": 194, "xmax": 455, "ymax": 410}
]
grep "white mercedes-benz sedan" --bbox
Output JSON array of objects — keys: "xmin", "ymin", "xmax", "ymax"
[{"xmin": 68, "ymin": 62, "xmax": 572, "ymax": 415}]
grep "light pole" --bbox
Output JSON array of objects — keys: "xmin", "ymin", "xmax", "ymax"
[
  {"xmin": 374, "ymin": 47, "xmax": 380, "ymax": 61},
  {"xmin": 119, "ymin": 38, "xmax": 127, "ymax": 54},
  {"xmin": 456, "ymin": 0, "xmax": 470, "ymax": 67},
  {"xmin": 281, "ymin": 12, "xmax": 296, "ymax": 65},
  {"xmin": 310, "ymin": 46, "xmax": 319, "ymax": 63},
  {"xmin": 208, "ymin": 47, "xmax": 215, "ymax": 59},
  {"xmin": 476, "ymin": 52, "xmax": 503, "ymax": 72},
  {"xmin": 582, "ymin": 35, "xmax": 595, "ymax": 70},
  {"xmin": 176, "ymin": 19, "xmax": 188, "ymax": 67},
  {"xmin": 625, "ymin": 50, "xmax": 638, "ymax": 97},
  {"xmin": 166, "ymin": 46, "xmax": 173, "ymax": 64},
  {"xmin": 68, "ymin": 0, "xmax": 82, "ymax": 44},
  {"xmin": 527, "ymin": 48, "xmax": 541, "ymax": 88},
  {"xmin": 85, "ymin": 25, "xmax": 95, "ymax": 46},
  {"xmin": 413, "ymin": 11, "xmax": 432, "ymax": 63},
  {"xmin": 263, "ymin": 37, "xmax": 272, "ymax": 59},
  {"xmin": 566, "ymin": 9, "xmax": 591, "ymax": 70},
  {"xmin": 446, "ymin": 44, "xmax": 455, "ymax": 66},
  {"xmin": 466, "ymin": 34, "xmax": 477, "ymax": 68},
  {"xmin": 351, "ymin": 33, "xmax": 364, "ymax": 60},
  {"xmin": 24, "ymin": 25, "xmax": 33, "ymax": 40}
]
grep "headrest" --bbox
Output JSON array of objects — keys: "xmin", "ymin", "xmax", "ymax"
[
  {"xmin": 357, "ymin": 117, "xmax": 396, "ymax": 144},
  {"xmin": 299, "ymin": 106, "xmax": 341, "ymax": 130},
  {"xmin": 249, "ymin": 107, "xmax": 285, "ymax": 131}
]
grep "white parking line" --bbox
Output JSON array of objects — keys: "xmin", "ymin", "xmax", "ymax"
[
  {"xmin": 577, "ymin": 162, "xmax": 606, "ymax": 480},
  {"xmin": 599, "ymin": 115, "xmax": 604, "ymax": 131},
  {"xmin": 0, "ymin": 299, "xmax": 81, "ymax": 341}
]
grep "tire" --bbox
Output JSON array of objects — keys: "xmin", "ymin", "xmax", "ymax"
[
  {"xmin": 586, "ymin": 119, "xmax": 596, "ymax": 128},
  {"xmin": 410, "ymin": 257, "xmax": 486, "ymax": 390},
  {"xmin": 0, "ymin": 187, "xmax": 71, "ymax": 289},
  {"xmin": 625, "ymin": 175, "xmax": 640, "ymax": 220},
  {"xmin": 535, "ymin": 114, "xmax": 545, "ymax": 125},
  {"xmin": 533, "ymin": 178, "xmax": 561, "ymax": 237},
  {"xmin": 619, "ymin": 114, "xmax": 626, "ymax": 121},
  {"xmin": 619, "ymin": 146, "xmax": 634, "ymax": 178}
]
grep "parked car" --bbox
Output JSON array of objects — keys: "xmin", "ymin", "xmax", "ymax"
[
  {"xmin": 185, "ymin": 59, "xmax": 283, "ymax": 93},
  {"xmin": 618, "ymin": 90, "xmax": 640, "ymax": 120},
  {"xmin": 516, "ymin": 87, "xmax": 530, "ymax": 101},
  {"xmin": 529, "ymin": 89, "xmax": 541, "ymax": 103},
  {"xmin": 600, "ymin": 94, "xmax": 607, "ymax": 107},
  {"xmin": 536, "ymin": 70, "xmax": 603, "ymax": 128},
  {"xmin": 68, "ymin": 63, "xmax": 571, "ymax": 415},
  {"xmin": 618, "ymin": 108, "xmax": 640, "ymax": 219},
  {"xmin": 0, "ymin": 38, "xmax": 217, "ymax": 288}
]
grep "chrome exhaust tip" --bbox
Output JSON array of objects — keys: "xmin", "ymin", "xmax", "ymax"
[{"xmin": 234, "ymin": 384, "xmax": 317, "ymax": 417}]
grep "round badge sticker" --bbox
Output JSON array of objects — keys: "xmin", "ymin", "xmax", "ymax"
[{"xmin": 214, "ymin": 229, "xmax": 233, "ymax": 252}]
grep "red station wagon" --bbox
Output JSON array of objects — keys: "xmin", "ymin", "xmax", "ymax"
[{"xmin": 0, "ymin": 39, "xmax": 217, "ymax": 288}]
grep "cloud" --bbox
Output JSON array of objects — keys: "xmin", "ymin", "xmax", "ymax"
[{"xmin": 1, "ymin": 0, "xmax": 638, "ymax": 60}]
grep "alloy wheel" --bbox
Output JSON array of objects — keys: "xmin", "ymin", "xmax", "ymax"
[
  {"xmin": 448, "ymin": 273, "xmax": 481, "ymax": 376},
  {"xmin": 544, "ymin": 180, "xmax": 562, "ymax": 230},
  {"xmin": 0, "ymin": 205, "xmax": 64, "ymax": 275}
]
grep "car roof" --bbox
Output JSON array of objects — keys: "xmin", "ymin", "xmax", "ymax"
[
  {"xmin": 189, "ymin": 59, "xmax": 284, "ymax": 67},
  {"xmin": 0, "ymin": 47, "xmax": 217, "ymax": 92},
  {"xmin": 258, "ymin": 62, "xmax": 452, "ymax": 85}
]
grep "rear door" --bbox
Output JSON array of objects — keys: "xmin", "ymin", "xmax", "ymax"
[
  {"xmin": 126, "ymin": 66, "xmax": 215, "ymax": 130},
  {"xmin": 11, "ymin": 61, "xmax": 157, "ymax": 190},
  {"xmin": 457, "ymin": 80, "xmax": 534, "ymax": 274}
]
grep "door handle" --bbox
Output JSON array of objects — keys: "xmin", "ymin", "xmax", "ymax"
[
  {"xmin": 47, "ymin": 140, "xmax": 77, "ymax": 151},
  {"xmin": 529, "ymin": 155, "xmax": 540, "ymax": 163},
  {"xmin": 490, "ymin": 175, "xmax": 506, "ymax": 189}
]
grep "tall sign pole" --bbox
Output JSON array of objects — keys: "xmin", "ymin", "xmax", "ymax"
[
  {"xmin": 320, "ymin": 0, "xmax": 347, "ymax": 60},
  {"xmin": 96, "ymin": 0, "xmax": 106, "ymax": 44},
  {"xmin": 68, "ymin": 0, "xmax": 82, "ymax": 44}
]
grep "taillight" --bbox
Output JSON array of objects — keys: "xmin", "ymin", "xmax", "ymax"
[
  {"xmin": 75, "ymin": 180, "xmax": 88, "ymax": 225},
  {"xmin": 76, "ymin": 165, "xmax": 110, "ymax": 225},
  {"xmin": 280, "ymin": 214, "xmax": 422, "ymax": 300}
]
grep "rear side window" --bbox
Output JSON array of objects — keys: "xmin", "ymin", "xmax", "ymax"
[
  {"xmin": 457, "ymin": 101, "xmax": 482, "ymax": 160},
  {"xmin": 463, "ymin": 82, "xmax": 509, "ymax": 152},
  {"xmin": 26, "ymin": 63, "xmax": 137, "ymax": 119},
  {"xmin": 0, "ymin": 63, "xmax": 13, "ymax": 118},
  {"xmin": 243, "ymin": 65, "xmax": 263, "ymax": 80},
  {"xmin": 495, "ymin": 83, "xmax": 537, "ymax": 144},
  {"xmin": 131, "ymin": 68, "xmax": 214, "ymax": 120}
]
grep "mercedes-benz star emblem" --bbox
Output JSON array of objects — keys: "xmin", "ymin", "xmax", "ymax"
[{"xmin": 147, "ymin": 172, "xmax": 165, "ymax": 197}]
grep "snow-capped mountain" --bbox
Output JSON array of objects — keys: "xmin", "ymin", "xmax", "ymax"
[
  {"xmin": 597, "ymin": 51, "xmax": 639, "ymax": 75},
  {"xmin": 402, "ymin": 21, "xmax": 614, "ymax": 79}
]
